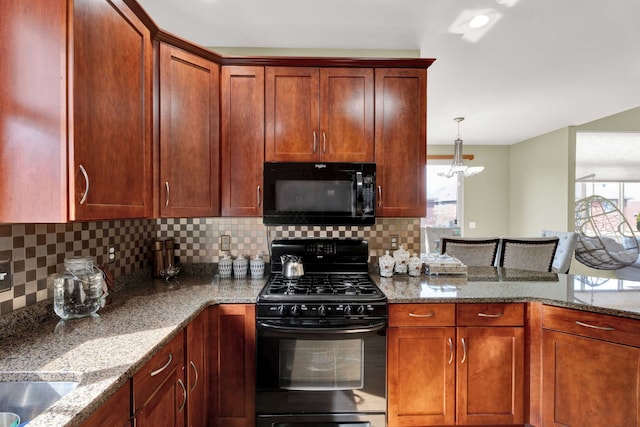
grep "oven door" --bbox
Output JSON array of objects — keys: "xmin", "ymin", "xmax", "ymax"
[{"xmin": 256, "ymin": 320, "xmax": 386, "ymax": 423}]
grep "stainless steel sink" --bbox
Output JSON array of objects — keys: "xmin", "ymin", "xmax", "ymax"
[{"xmin": 0, "ymin": 381, "xmax": 79, "ymax": 423}]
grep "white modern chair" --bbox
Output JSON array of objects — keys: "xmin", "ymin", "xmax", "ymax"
[{"xmin": 540, "ymin": 230, "xmax": 578, "ymax": 274}]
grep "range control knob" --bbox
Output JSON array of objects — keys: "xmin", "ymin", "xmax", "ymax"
[
  {"xmin": 318, "ymin": 305, "xmax": 327, "ymax": 317},
  {"xmin": 357, "ymin": 305, "xmax": 366, "ymax": 315},
  {"xmin": 290, "ymin": 305, "xmax": 301, "ymax": 317},
  {"xmin": 344, "ymin": 305, "xmax": 352, "ymax": 316},
  {"xmin": 276, "ymin": 305, "xmax": 287, "ymax": 317}
]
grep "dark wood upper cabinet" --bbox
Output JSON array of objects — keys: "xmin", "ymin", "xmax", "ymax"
[
  {"xmin": 158, "ymin": 42, "xmax": 220, "ymax": 218},
  {"xmin": 0, "ymin": 0, "xmax": 153, "ymax": 222},
  {"xmin": 265, "ymin": 66, "xmax": 374, "ymax": 163},
  {"xmin": 220, "ymin": 66, "xmax": 265, "ymax": 217},
  {"xmin": 71, "ymin": 0, "xmax": 153, "ymax": 220},
  {"xmin": 375, "ymin": 68, "xmax": 427, "ymax": 217}
]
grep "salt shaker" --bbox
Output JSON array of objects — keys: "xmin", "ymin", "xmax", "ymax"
[
  {"xmin": 393, "ymin": 245, "xmax": 409, "ymax": 274},
  {"xmin": 378, "ymin": 250, "xmax": 395, "ymax": 277}
]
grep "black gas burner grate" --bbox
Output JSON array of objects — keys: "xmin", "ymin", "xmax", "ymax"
[{"xmin": 265, "ymin": 274, "xmax": 379, "ymax": 297}]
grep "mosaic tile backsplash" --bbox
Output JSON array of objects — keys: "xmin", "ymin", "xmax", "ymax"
[{"xmin": 0, "ymin": 217, "xmax": 420, "ymax": 315}]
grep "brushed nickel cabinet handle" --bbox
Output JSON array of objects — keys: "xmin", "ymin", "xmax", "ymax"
[
  {"xmin": 313, "ymin": 131, "xmax": 317, "ymax": 153},
  {"xmin": 178, "ymin": 378, "xmax": 187, "ymax": 412},
  {"xmin": 190, "ymin": 360, "xmax": 198, "ymax": 391},
  {"xmin": 150, "ymin": 353, "xmax": 173, "ymax": 377},
  {"xmin": 409, "ymin": 312, "xmax": 434, "ymax": 318},
  {"xmin": 575, "ymin": 320, "xmax": 616, "ymax": 331},
  {"xmin": 323, "ymin": 131, "xmax": 327, "ymax": 153},
  {"xmin": 477, "ymin": 312, "xmax": 504, "ymax": 318},
  {"xmin": 461, "ymin": 338, "xmax": 467, "ymax": 364},
  {"xmin": 257, "ymin": 185, "xmax": 262, "ymax": 207},
  {"xmin": 448, "ymin": 337, "xmax": 454, "ymax": 365},
  {"xmin": 165, "ymin": 181, "xmax": 170, "ymax": 207},
  {"xmin": 79, "ymin": 165, "xmax": 89, "ymax": 205}
]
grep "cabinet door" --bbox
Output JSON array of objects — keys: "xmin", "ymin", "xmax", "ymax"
[
  {"xmin": 81, "ymin": 380, "xmax": 131, "ymax": 427},
  {"xmin": 542, "ymin": 330, "xmax": 640, "ymax": 427},
  {"xmin": 320, "ymin": 68, "xmax": 374, "ymax": 162},
  {"xmin": 71, "ymin": 0, "xmax": 153, "ymax": 220},
  {"xmin": 0, "ymin": 0, "xmax": 68, "ymax": 223},
  {"xmin": 135, "ymin": 368, "xmax": 186, "ymax": 427},
  {"xmin": 374, "ymin": 68, "xmax": 426, "ymax": 217},
  {"xmin": 159, "ymin": 43, "xmax": 220, "ymax": 218},
  {"xmin": 134, "ymin": 332, "xmax": 186, "ymax": 427},
  {"xmin": 209, "ymin": 304, "xmax": 256, "ymax": 427},
  {"xmin": 265, "ymin": 67, "xmax": 319, "ymax": 162},
  {"xmin": 221, "ymin": 66, "xmax": 264, "ymax": 216},
  {"xmin": 387, "ymin": 326, "xmax": 456, "ymax": 426},
  {"xmin": 456, "ymin": 327, "xmax": 524, "ymax": 425},
  {"xmin": 186, "ymin": 310, "xmax": 208, "ymax": 427}
]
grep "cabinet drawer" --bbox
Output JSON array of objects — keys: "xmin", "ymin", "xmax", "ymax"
[
  {"xmin": 133, "ymin": 331, "xmax": 184, "ymax": 410},
  {"xmin": 543, "ymin": 305, "xmax": 640, "ymax": 347},
  {"xmin": 389, "ymin": 303, "xmax": 455, "ymax": 327},
  {"xmin": 457, "ymin": 303, "xmax": 524, "ymax": 326}
]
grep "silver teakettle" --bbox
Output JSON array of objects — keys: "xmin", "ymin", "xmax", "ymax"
[{"xmin": 281, "ymin": 254, "xmax": 304, "ymax": 279}]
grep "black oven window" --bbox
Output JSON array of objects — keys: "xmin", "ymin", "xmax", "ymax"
[{"xmin": 279, "ymin": 338, "xmax": 364, "ymax": 390}]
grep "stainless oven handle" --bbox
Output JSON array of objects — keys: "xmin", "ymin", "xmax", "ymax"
[{"xmin": 257, "ymin": 320, "xmax": 386, "ymax": 335}]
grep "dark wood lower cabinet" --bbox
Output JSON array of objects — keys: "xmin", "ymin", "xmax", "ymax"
[
  {"xmin": 456, "ymin": 327, "xmax": 524, "ymax": 425},
  {"xmin": 81, "ymin": 380, "xmax": 131, "ymax": 427},
  {"xmin": 209, "ymin": 304, "xmax": 256, "ymax": 427},
  {"xmin": 542, "ymin": 330, "xmax": 640, "ymax": 427},
  {"xmin": 387, "ymin": 326, "xmax": 456, "ymax": 426},
  {"xmin": 186, "ymin": 310, "xmax": 208, "ymax": 427},
  {"xmin": 133, "ymin": 331, "xmax": 186, "ymax": 427}
]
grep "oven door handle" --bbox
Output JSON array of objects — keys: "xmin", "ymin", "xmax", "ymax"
[{"xmin": 257, "ymin": 320, "xmax": 386, "ymax": 335}]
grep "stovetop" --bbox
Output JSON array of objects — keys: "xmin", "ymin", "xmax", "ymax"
[
  {"xmin": 257, "ymin": 239, "xmax": 387, "ymax": 320},
  {"xmin": 258, "ymin": 273, "xmax": 385, "ymax": 301}
]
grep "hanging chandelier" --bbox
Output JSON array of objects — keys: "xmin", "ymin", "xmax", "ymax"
[{"xmin": 438, "ymin": 117, "xmax": 485, "ymax": 178}]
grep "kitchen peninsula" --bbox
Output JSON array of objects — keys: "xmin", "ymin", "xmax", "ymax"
[{"xmin": 1, "ymin": 268, "xmax": 639, "ymax": 426}]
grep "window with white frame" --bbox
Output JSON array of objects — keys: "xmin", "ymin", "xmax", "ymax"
[{"xmin": 575, "ymin": 131, "xmax": 640, "ymax": 231}]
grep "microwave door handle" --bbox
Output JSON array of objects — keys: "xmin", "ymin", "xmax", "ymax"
[
  {"xmin": 355, "ymin": 172, "xmax": 363, "ymax": 215},
  {"xmin": 257, "ymin": 320, "xmax": 386, "ymax": 335}
]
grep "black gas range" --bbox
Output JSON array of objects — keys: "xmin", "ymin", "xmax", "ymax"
[
  {"xmin": 256, "ymin": 238, "xmax": 387, "ymax": 322},
  {"xmin": 256, "ymin": 238, "xmax": 388, "ymax": 427}
]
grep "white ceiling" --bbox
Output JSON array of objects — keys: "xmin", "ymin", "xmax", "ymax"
[{"xmin": 137, "ymin": 0, "xmax": 640, "ymax": 145}]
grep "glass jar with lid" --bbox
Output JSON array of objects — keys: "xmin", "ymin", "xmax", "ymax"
[{"xmin": 53, "ymin": 257, "xmax": 104, "ymax": 320}]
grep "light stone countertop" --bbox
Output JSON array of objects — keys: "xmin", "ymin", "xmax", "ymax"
[{"xmin": 2, "ymin": 267, "xmax": 640, "ymax": 426}]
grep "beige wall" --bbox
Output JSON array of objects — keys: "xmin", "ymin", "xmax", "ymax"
[{"xmin": 509, "ymin": 127, "xmax": 572, "ymax": 236}]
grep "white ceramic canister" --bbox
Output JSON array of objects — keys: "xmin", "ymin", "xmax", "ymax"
[
  {"xmin": 250, "ymin": 255, "xmax": 265, "ymax": 278},
  {"xmin": 218, "ymin": 255, "xmax": 233, "ymax": 278},
  {"xmin": 393, "ymin": 245, "xmax": 410, "ymax": 274},
  {"xmin": 233, "ymin": 255, "xmax": 248, "ymax": 278},
  {"xmin": 408, "ymin": 253, "xmax": 423, "ymax": 277},
  {"xmin": 378, "ymin": 250, "xmax": 395, "ymax": 277}
]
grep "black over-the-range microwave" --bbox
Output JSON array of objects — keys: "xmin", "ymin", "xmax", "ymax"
[{"xmin": 262, "ymin": 162, "xmax": 376, "ymax": 226}]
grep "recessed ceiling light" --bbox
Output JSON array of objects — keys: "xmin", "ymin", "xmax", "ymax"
[{"xmin": 468, "ymin": 14, "xmax": 491, "ymax": 29}]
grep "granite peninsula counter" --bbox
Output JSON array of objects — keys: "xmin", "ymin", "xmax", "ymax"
[{"xmin": 1, "ymin": 267, "xmax": 640, "ymax": 426}]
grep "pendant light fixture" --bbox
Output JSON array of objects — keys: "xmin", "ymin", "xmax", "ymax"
[{"xmin": 438, "ymin": 117, "xmax": 485, "ymax": 178}]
